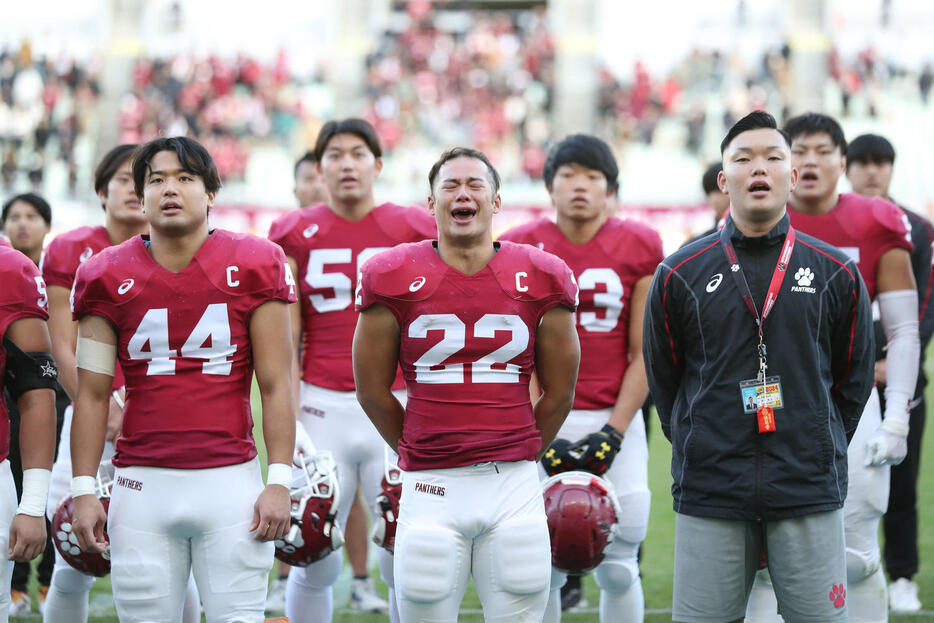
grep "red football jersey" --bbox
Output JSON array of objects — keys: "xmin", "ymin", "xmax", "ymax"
[
  {"xmin": 71, "ymin": 231, "xmax": 297, "ymax": 469},
  {"xmin": 41, "ymin": 225, "xmax": 126, "ymax": 390},
  {"xmin": 500, "ymin": 217, "xmax": 664, "ymax": 410},
  {"xmin": 0, "ymin": 247, "xmax": 50, "ymax": 462},
  {"xmin": 788, "ymin": 193, "xmax": 913, "ymax": 299},
  {"xmin": 268, "ymin": 202, "xmax": 435, "ymax": 391},
  {"xmin": 357, "ymin": 240, "xmax": 578, "ymax": 471}
]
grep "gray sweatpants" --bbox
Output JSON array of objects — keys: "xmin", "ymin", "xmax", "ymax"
[{"xmin": 672, "ymin": 509, "xmax": 847, "ymax": 623}]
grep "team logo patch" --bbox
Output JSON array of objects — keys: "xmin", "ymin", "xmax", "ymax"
[
  {"xmin": 303, "ymin": 224, "xmax": 319, "ymax": 238},
  {"xmin": 829, "ymin": 583, "xmax": 846, "ymax": 608},
  {"xmin": 409, "ymin": 276, "xmax": 426, "ymax": 292},
  {"xmin": 791, "ymin": 267, "xmax": 817, "ymax": 293},
  {"xmin": 116, "ymin": 476, "xmax": 143, "ymax": 491},
  {"xmin": 706, "ymin": 273, "xmax": 723, "ymax": 293},
  {"xmin": 40, "ymin": 361, "xmax": 57, "ymax": 378},
  {"xmin": 79, "ymin": 247, "xmax": 93, "ymax": 263},
  {"xmin": 117, "ymin": 279, "xmax": 134, "ymax": 295},
  {"xmin": 414, "ymin": 482, "xmax": 445, "ymax": 496},
  {"xmin": 730, "ymin": 263, "xmax": 740, "ymax": 272}
]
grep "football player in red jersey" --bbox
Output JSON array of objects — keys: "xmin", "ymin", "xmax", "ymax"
[
  {"xmin": 746, "ymin": 114, "xmax": 919, "ymax": 623},
  {"xmin": 500, "ymin": 134, "xmax": 663, "ymax": 623},
  {"xmin": 268, "ymin": 119, "xmax": 435, "ymax": 623},
  {"xmin": 0, "ymin": 245, "xmax": 58, "ymax": 619},
  {"xmin": 845, "ymin": 133, "xmax": 933, "ymax": 613},
  {"xmin": 40, "ymin": 145, "xmax": 201, "ymax": 622},
  {"xmin": 68, "ymin": 137, "xmax": 295, "ymax": 622},
  {"xmin": 353, "ymin": 148, "xmax": 580, "ymax": 623}
]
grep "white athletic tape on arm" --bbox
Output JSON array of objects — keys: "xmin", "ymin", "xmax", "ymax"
[
  {"xmin": 17, "ymin": 468, "xmax": 51, "ymax": 516},
  {"xmin": 878, "ymin": 288, "xmax": 920, "ymax": 431},
  {"xmin": 267, "ymin": 463, "xmax": 292, "ymax": 488},
  {"xmin": 71, "ymin": 475, "xmax": 97, "ymax": 498},
  {"xmin": 75, "ymin": 337, "xmax": 116, "ymax": 376}
]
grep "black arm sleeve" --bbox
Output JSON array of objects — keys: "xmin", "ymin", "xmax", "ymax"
[
  {"xmin": 642, "ymin": 264, "xmax": 681, "ymax": 441},
  {"xmin": 830, "ymin": 270, "xmax": 875, "ymax": 443},
  {"xmin": 3, "ymin": 335, "xmax": 58, "ymax": 401}
]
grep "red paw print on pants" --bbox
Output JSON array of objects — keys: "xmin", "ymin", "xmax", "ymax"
[{"xmin": 829, "ymin": 584, "xmax": 846, "ymax": 608}]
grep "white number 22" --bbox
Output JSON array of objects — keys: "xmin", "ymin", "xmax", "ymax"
[
  {"xmin": 127, "ymin": 303, "xmax": 235, "ymax": 376},
  {"xmin": 409, "ymin": 313, "xmax": 529, "ymax": 384}
]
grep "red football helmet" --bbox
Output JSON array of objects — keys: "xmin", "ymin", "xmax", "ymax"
[
  {"xmin": 274, "ymin": 452, "xmax": 345, "ymax": 567},
  {"xmin": 51, "ymin": 460, "xmax": 114, "ymax": 577},
  {"xmin": 542, "ymin": 471, "xmax": 621, "ymax": 574},
  {"xmin": 371, "ymin": 447, "xmax": 403, "ymax": 553}
]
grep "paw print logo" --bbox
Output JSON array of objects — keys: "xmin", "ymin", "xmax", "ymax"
[
  {"xmin": 795, "ymin": 267, "xmax": 814, "ymax": 287},
  {"xmin": 829, "ymin": 583, "xmax": 846, "ymax": 608},
  {"xmin": 55, "ymin": 521, "xmax": 83, "ymax": 557}
]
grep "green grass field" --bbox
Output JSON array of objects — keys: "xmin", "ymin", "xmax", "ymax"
[{"xmin": 15, "ymin": 355, "xmax": 934, "ymax": 622}]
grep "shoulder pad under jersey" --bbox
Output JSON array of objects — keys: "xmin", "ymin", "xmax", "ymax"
[
  {"xmin": 201, "ymin": 231, "xmax": 293, "ymax": 298},
  {"xmin": 595, "ymin": 218, "xmax": 665, "ymax": 269},
  {"xmin": 268, "ymin": 205, "xmax": 336, "ymax": 254},
  {"xmin": 72, "ymin": 241, "xmax": 152, "ymax": 313},
  {"xmin": 492, "ymin": 241, "xmax": 577, "ymax": 304},
  {"xmin": 371, "ymin": 203, "xmax": 437, "ymax": 242},
  {"xmin": 360, "ymin": 241, "xmax": 443, "ymax": 302},
  {"xmin": 497, "ymin": 217, "xmax": 552, "ymax": 245}
]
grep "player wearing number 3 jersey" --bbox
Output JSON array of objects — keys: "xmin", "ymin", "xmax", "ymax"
[
  {"xmin": 354, "ymin": 148, "xmax": 580, "ymax": 623},
  {"xmin": 69, "ymin": 137, "xmax": 296, "ymax": 622},
  {"xmin": 268, "ymin": 119, "xmax": 435, "ymax": 623},
  {"xmin": 500, "ymin": 134, "xmax": 664, "ymax": 623}
]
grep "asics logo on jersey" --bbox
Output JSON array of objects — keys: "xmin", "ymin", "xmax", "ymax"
[
  {"xmin": 706, "ymin": 273, "xmax": 723, "ymax": 293},
  {"xmin": 118, "ymin": 279, "xmax": 135, "ymax": 295},
  {"xmin": 791, "ymin": 267, "xmax": 817, "ymax": 294},
  {"xmin": 79, "ymin": 247, "xmax": 93, "ymax": 263},
  {"xmin": 303, "ymin": 224, "xmax": 319, "ymax": 238},
  {"xmin": 409, "ymin": 276, "xmax": 426, "ymax": 292}
]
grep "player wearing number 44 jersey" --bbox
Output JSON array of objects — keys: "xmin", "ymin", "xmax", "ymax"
[
  {"xmin": 354, "ymin": 148, "xmax": 580, "ymax": 623},
  {"xmin": 69, "ymin": 137, "xmax": 296, "ymax": 622},
  {"xmin": 500, "ymin": 134, "xmax": 664, "ymax": 623},
  {"xmin": 268, "ymin": 119, "xmax": 434, "ymax": 623}
]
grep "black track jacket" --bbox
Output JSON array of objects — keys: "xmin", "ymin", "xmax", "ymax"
[{"xmin": 644, "ymin": 213, "xmax": 874, "ymax": 520}]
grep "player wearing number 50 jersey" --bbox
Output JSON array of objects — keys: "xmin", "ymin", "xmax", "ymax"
[
  {"xmin": 69, "ymin": 137, "xmax": 296, "ymax": 622},
  {"xmin": 354, "ymin": 148, "xmax": 580, "ymax": 623},
  {"xmin": 500, "ymin": 134, "xmax": 664, "ymax": 623},
  {"xmin": 268, "ymin": 119, "xmax": 434, "ymax": 623}
]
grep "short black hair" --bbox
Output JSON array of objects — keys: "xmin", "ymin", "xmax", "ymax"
[
  {"xmin": 314, "ymin": 118, "xmax": 382, "ymax": 162},
  {"xmin": 720, "ymin": 111, "xmax": 790, "ymax": 154},
  {"xmin": 783, "ymin": 112, "xmax": 847, "ymax": 155},
  {"xmin": 131, "ymin": 137, "xmax": 222, "ymax": 198},
  {"xmin": 94, "ymin": 144, "xmax": 138, "ymax": 207},
  {"xmin": 702, "ymin": 163, "xmax": 723, "ymax": 195},
  {"xmin": 846, "ymin": 134, "xmax": 895, "ymax": 169},
  {"xmin": 294, "ymin": 150, "xmax": 317, "ymax": 177},
  {"xmin": 2, "ymin": 193, "xmax": 52, "ymax": 226},
  {"xmin": 543, "ymin": 134, "xmax": 619, "ymax": 194},
  {"xmin": 428, "ymin": 147, "xmax": 501, "ymax": 196}
]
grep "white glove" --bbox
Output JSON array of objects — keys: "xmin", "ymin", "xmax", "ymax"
[
  {"xmin": 864, "ymin": 416, "xmax": 908, "ymax": 467},
  {"xmin": 293, "ymin": 420, "xmax": 316, "ymax": 465}
]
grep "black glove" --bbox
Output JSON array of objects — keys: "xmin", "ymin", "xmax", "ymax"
[
  {"xmin": 574, "ymin": 424, "xmax": 623, "ymax": 476},
  {"xmin": 541, "ymin": 438, "xmax": 578, "ymax": 476}
]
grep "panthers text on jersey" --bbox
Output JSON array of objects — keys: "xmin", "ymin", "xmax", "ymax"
[
  {"xmin": 269, "ymin": 203, "xmax": 436, "ymax": 391},
  {"xmin": 357, "ymin": 240, "xmax": 578, "ymax": 471},
  {"xmin": 0, "ymin": 246, "xmax": 50, "ymax": 462},
  {"xmin": 788, "ymin": 192, "xmax": 913, "ymax": 299},
  {"xmin": 71, "ymin": 230, "xmax": 297, "ymax": 469},
  {"xmin": 500, "ymin": 217, "xmax": 663, "ymax": 410},
  {"xmin": 41, "ymin": 224, "xmax": 126, "ymax": 389}
]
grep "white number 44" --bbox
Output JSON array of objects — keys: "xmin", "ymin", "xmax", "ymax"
[{"xmin": 128, "ymin": 304, "xmax": 235, "ymax": 376}]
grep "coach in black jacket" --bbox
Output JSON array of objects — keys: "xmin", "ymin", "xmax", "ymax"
[{"xmin": 644, "ymin": 112, "xmax": 875, "ymax": 622}]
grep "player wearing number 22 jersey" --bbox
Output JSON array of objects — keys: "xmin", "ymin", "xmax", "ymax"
[{"xmin": 354, "ymin": 148, "xmax": 580, "ymax": 623}]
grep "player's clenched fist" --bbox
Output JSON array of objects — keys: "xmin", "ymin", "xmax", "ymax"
[
  {"xmin": 541, "ymin": 438, "xmax": 578, "ymax": 476},
  {"xmin": 251, "ymin": 484, "xmax": 291, "ymax": 542},
  {"xmin": 574, "ymin": 424, "xmax": 624, "ymax": 476},
  {"xmin": 72, "ymin": 494, "xmax": 109, "ymax": 554}
]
